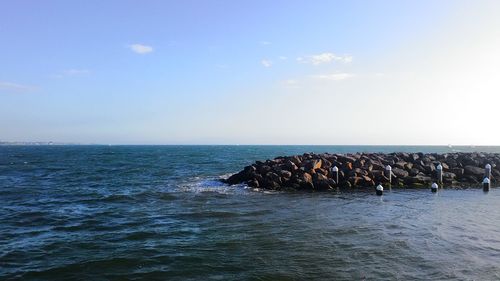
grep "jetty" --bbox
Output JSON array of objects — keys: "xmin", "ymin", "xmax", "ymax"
[{"xmin": 223, "ymin": 152, "xmax": 498, "ymax": 191}]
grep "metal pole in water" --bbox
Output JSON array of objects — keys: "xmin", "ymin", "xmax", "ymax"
[
  {"xmin": 376, "ymin": 184, "xmax": 383, "ymax": 196},
  {"xmin": 483, "ymin": 177, "xmax": 490, "ymax": 192},
  {"xmin": 485, "ymin": 164, "xmax": 492, "ymax": 180},
  {"xmin": 385, "ymin": 165, "xmax": 392, "ymax": 185},
  {"xmin": 436, "ymin": 164, "xmax": 443, "ymax": 186},
  {"xmin": 332, "ymin": 166, "xmax": 339, "ymax": 185},
  {"xmin": 431, "ymin": 182, "xmax": 438, "ymax": 193}
]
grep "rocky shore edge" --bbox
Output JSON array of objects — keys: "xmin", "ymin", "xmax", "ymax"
[{"xmin": 223, "ymin": 152, "xmax": 499, "ymax": 191}]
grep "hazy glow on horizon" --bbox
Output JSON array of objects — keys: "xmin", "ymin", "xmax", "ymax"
[{"xmin": 1, "ymin": 0, "xmax": 500, "ymax": 145}]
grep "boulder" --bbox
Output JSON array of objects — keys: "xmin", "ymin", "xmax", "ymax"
[
  {"xmin": 279, "ymin": 170, "xmax": 292, "ymax": 178},
  {"xmin": 224, "ymin": 152, "xmax": 500, "ymax": 190},
  {"xmin": 392, "ymin": 167, "xmax": 409, "ymax": 178},
  {"xmin": 290, "ymin": 155, "xmax": 302, "ymax": 165},
  {"xmin": 257, "ymin": 165, "xmax": 272, "ymax": 175},
  {"xmin": 298, "ymin": 172, "xmax": 314, "ymax": 189},
  {"xmin": 424, "ymin": 163, "xmax": 436, "ymax": 174},
  {"xmin": 406, "ymin": 175, "xmax": 432, "ymax": 185},
  {"xmin": 313, "ymin": 173, "xmax": 334, "ymax": 190},
  {"xmin": 450, "ymin": 168, "xmax": 464, "ymax": 176},
  {"xmin": 443, "ymin": 172, "xmax": 456, "ymax": 180},
  {"xmin": 464, "ymin": 165, "xmax": 485, "ymax": 176},
  {"xmin": 371, "ymin": 162, "xmax": 385, "ymax": 171},
  {"xmin": 394, "ymin": 161, "xmax": 407, "ymax": 170},
  {"xmin": 284, "ymin": 160, "xmax": 298, "ymax": 171},
  {"xmin": 247, "ymin": 179, "xmax": 259, "ymax": 188},
  {"xmin": 409, "ymin": 168, "xmax": 420, "ymax": 176},
  {"xmin": 265, "ymin": 172, "xmax": 282, "ymax": 185},
  {"xmin": 263, "ymin": 180, "xmax": 281, "ymax": 190},
  {"xmin": 303, "ymin": 159, "xmax": 322, "ymax": 171}
]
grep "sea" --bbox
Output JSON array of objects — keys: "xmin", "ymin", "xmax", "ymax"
[{"xmin": 1, "ymin": 145, "xmax": 500, "ymax": 280}]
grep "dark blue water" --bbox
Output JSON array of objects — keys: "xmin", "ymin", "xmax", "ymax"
[{"xmin": 2, "ymin": 145, "xmax": 500, "ymax": 280}]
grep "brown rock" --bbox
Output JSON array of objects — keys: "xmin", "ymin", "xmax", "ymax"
[{"xmin": 304, "ymin": 159, "xmax": 322, "ymax": 171}]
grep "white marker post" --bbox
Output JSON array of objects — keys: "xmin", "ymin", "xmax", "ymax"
[
  {"xmin": 485, "ymin": 164, "xmax": 492, "ymax": 180},
  {"xmin": 483, "ymin": 177, "xmax": 490, "ymax": 192},
  {"xmin": 385, "ymin": 165, "xmax": 392, "ymax": 185},
  {"xmin": 436, "ymin": 164, "xmax": 443, "ymax": 185},
  {"xmin": 332, "ymin": 166, "xmax": 339, "ymax": 185},
  {"xmin": 431, "ymin": 182, "xmax": 438, "ymax": 193},
  {"xmin": 376, "ymin": 184, "xmax": 384, "ymax": 196}
]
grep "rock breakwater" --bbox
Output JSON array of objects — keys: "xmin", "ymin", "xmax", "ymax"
[{"xmin": 223, "ymin": 152, "xmax": 499, "ymax": 191}]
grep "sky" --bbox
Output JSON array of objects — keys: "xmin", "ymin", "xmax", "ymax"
[{"xmin": 1, "ymin": 0, "xmax": 500, "ymax": 145}]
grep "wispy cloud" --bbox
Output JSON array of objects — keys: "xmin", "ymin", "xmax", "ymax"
[
  {"xmin": 279, "ymin": 56, "xmax": 287, "ymax": 60},
  {"xmin": 261, "ymin": 59, "xmax": 273, "ymax": 68},
  {"xmin": 0, "ymin": 81, "xmax": 36, "ymax": 93},
  {"xmin": 129, "ymin": 43, "xmax": 153, "ymax": 54},
  {"xmin": 259, "ymin": 41, "xmax": 271, "ymax": 46},
  {"xmin": 311, "ymin": 73, "xmax": 355, "ymax": 81},
  {"xmin": 298, "ymin": 52, "xmax": 352, "ymax": 65}
]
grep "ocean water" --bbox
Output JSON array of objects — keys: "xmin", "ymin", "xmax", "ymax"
[{"xmin": 1, "ymin": 145, "xmax": 500, "ymax": 280}]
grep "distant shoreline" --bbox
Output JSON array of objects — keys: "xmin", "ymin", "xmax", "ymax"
[{"xmin": 1, "ymin": 143, "xmax": 499, "ymax": 147}]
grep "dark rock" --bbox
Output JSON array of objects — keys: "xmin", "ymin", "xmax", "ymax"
[
  {"xmin": 316, "ymin": 168, "xmax": 328, "ymax": 176},
  {"xmin": 284, "ymin": 160, "xmax": 298, "ymax": 171},
  {"xmin": 266, "ymin": 172, "xmax": 282, "ymax": 185},
  {"xmin": 354, "ymin": 159, "xmax": 366, "ymax": 169},
  {"xmin": 299, "ymin": 172, "xmax": 314, "ymax": 189},
  {"xmin": 394, "ymin": 161, "xmax": 407, "ymax": 170},
  {"xmin": 371, "ymin": 162, "xmax": 385, "ymax": 171},
  {"xmin": 321, "ymin": 158, "xmax": 332, "ymax": 169},
  {"xmin": 450, "ymin": 168, "xmax": 464, "ymax": 176},
  {"xmin": 424, "ymin": 163, "xmax": 436, "ymax": 174},
  {"xmin": 258, "ymin": 165, "xmax": 272, "ymax": 175},
  {"xmin": 361, "ymin": 175, "xmax": 375, "ymax": 186},
  {"xmin": 313, "ymin": 173, "xmax": 334, "ymax": 190},
  {"xmin": 225, "ymin": 152, "xmax": 500, "ymax": 191},
  {"xmin": 263, "ymin": 180, "xmax": 281, "ymax": 190},
  {"xmin": 349, "ymin": 168, "xmax": 368, "ymax": 177},
  {"xmin": 392, "ymin": 167, "xmax": 409, "ymax": 178},
  {"xmin": 492, "ymin": 168, "xmax": 500, "ymax": 177},
  {"xmin": 348, "ymin": 176, "xmax": 363, "ymax": 187},
  {"xmin": 303, "ymin": 159, "xmax": 322, "ymax": 171},
  {"xmin": 443, "ymin": 172, "xmax": 456, "ymax": 180},
  {"xmin": 406, "ymin": 175, "xmax": 432, "ymax": 184},
  {"xmin": 279, "ymin": 170, "xmax": 292, "ymax": 178},
  {"xmin": 409, "ymin": 168, "xmax": 420, "ymax": 176},
  {"xmin": 464, "ymin": 165, "xmax": 485, "ymax": 176},
  {"xmin": 247, "ymin": 179, "xmax": 259, "ymax": 188},
  {"xmin": 290, "ymin": 155, "xmax": 302, "ymax": 166}
]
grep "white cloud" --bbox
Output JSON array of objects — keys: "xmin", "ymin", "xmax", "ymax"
[
  {"xmin": 299, "ymin": 52, "xmax": 352, "ymax": 65},
  {"xmin": 279, "ymin": 56, "xmax": 288, "ymax": 60},
  {"xmin": 261, "ymin": 59, "xmax": 273, "ymax": 68},
  {"xmin": 311, "ymin": 73, "xmax": 355, "ymax": 81},
  {"xmin": 0, "ymin": 81, "xmax": 35, "ymax": 93},
  {"xmin": 129, "ymin": 44, "xmax": 153, "ymax": 54},
  {"xmin": 259, "ymin": 41, "xmax": 271, "ymax": 45}
]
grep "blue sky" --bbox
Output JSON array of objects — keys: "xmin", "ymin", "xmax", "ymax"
[{"xmin": 1, "ymin": 0, "xmax": 500, "ymax": 144}]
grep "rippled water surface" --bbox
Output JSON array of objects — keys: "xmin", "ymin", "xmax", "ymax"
[{"xmin": 1, "ymin": 145, "xmax": 500, "ymax": 280}]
